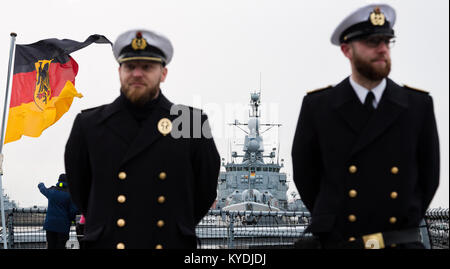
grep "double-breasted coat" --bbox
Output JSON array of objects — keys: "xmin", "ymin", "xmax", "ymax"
[
  {"xmin": 64, "ymin": 93, "xmax": 220, "ymax": 249},
  {"xmin": 291, "ymin": 77, "xmax": 439, "ymax": 243}
]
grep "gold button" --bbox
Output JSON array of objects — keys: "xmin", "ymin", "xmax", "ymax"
[
  {"xmin": 157, "ymin": 220, "xmax": 165, "ymax": 228},
  {"xmin": 117, "ymin": 195, "xmax": 126, "ymax": 203},
  {"xmin": 155, "ymin": 244, "xmax": 163, "ymax": 249},
  {"xmin": 348, "ymin": 237, "xmax": 356, "ymax": 242},
  {"xmin": 116, "ymin": 243, "xmax": 125, "ymax": 249},
  {"xmin": 118, "ymin": 172, "xmax": 127, "ymax": 180},
  {"xmin": 348, "ymin": 214, "xmax": 357, "ymax": 222},
  {"xmin": 391, "ymin": 166, "xmax": 399, "ymax": 174},
  {"xmin": 348, "ymin": 165, "xmax": 357, "ymax": 174},
  {"xmin": 157, "ymin": 196, "xmax": 166, "ymax": 204},
  {"xmin": 349, "ymin": 189, "xmax": 357, "ymax": 198},
  {"xmin": 117, "ymin": 218, "xmax": 126, "ymax": 227},
  {"xmin": 389, "ymin": 217, "xmax": 397, "ymax": 224},
  {"xmin": 159, "ymin": 172, "xmax": 167, "ymax": 180},
  {"xmin": 390, "ymin": 192, "xmax": 398, "ymax": 199}
]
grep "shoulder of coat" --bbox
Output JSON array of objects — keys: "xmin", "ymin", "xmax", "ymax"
[
  {"xmin": 307, "ymin": 85, "xmax": 333, "ymax": 95},
  {"xmin": 81, "ymin": 105, "xmax": 105, "ymax": 113},
  {"xmin": 403, "ymin": 84, "xmax": 429, "ymax": 94}
]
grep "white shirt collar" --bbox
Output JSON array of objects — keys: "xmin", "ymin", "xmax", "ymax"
[{"xmin": 349, "ymin": 76, "xmax": 386, "ymax": 108}]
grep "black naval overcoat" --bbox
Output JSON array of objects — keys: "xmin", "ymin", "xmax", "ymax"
[
  {"xmin": 64, "ymin": 93, "xmax": 220, "ymax": 249},
  {"xmin": 292, "ymin": 77, "xmax": 439, "ymax": 243}
]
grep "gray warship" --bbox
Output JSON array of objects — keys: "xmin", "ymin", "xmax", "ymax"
[
  {"xmin": 215, "ymin": 91, "xmax": 306, "ymax": 213},
  {"xmin": 1, "ymin": 191, "xmax": 17, "ymax": 211}
]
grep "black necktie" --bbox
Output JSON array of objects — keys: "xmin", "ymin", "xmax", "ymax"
[{"xmin": 364, "ymin": 91, "xmax": 375, "ymax": 112}]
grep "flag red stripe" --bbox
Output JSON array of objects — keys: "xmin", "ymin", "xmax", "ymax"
[{"xmin": 10, "ymin": 57, "xmax": 78, "ymax": 108}]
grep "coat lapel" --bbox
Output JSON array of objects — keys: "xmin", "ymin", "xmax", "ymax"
[
  {"xmin": 333, "ymin": 78, "xmax": 369, "ymax": 134},
  {"xmin": 349, "ymin": 78, "xmax": 408, "ymax": 156},
  {"xmin": 97, "ymin": 96, "xmax": 140, "ymax": 146},
  {"xmin": 121, "ymin": 94, "xmax": 174, "ymax": 165}
]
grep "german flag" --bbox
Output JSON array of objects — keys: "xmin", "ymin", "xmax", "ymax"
[{"xmin": 5, "ymin": 35, "xmax": 111, "ymax": 144}]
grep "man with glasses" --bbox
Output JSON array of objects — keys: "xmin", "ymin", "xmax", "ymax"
[{"xmin": 292, "ymin": 4, "xmax": 439, "ymax": 249}]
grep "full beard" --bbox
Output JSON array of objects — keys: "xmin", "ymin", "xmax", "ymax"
[
  {"xmin": 353, "ymin": 53, "xmax": 391, "ymax": 81},
  {"xmin": 121, "ymin": 83, "xmax": 159, "ymax": 107}
]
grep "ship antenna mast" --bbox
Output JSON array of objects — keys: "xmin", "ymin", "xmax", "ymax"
[
  {"xmin": 259, "ymin": 72, "xmax": 262, "ymax": 94},
  {"xmin": 277, "ymin": 128, "xmax": 280, "ymax": 165}
]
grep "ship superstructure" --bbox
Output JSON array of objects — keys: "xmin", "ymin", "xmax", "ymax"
[{"xmin": 216, "ymin": 92, "xmax": 290, "ymax": 211}]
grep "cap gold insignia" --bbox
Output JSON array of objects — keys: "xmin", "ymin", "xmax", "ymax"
[
  {"xmin": 157, "ymin": 118, "xmax": 172, "ymax": 136},
  {"xmin": 370, "ymin": 7, "xmax": 385, "ymax": 26},
  {"xmin": 131, "ymin": 32, "xmax": 147, "ymax": 50}
]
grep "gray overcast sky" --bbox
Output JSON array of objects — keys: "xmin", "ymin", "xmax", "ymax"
[{"xmin": 0, "ymin": 0, "xmax": 448, "ymax": 208}]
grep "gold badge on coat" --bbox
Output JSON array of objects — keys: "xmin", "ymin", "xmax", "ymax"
[
  {"xmin": 157, "ymin": 118, "xmax": 172, "ymax": 136},
  {"xmin": 370, "ymin": 7, "xmax": 386, "ymax": 26}
]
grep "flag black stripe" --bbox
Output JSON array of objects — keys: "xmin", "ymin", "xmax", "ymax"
[{"xmin": 13, "ymin": 34, "xmax": 112, "ymax": 74}]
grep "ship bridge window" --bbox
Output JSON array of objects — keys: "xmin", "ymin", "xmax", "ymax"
[
  {"xmin": 250, "ymin": 167, "xmax": 255, "ymax": 172},
  {"xmin": 256, "ymin": 167, "xmax": 261, "ymax": 171},
  {"xmin": 269, "ymin": 167, "xmax": 273, "ymax": 172},
  {"xmin": 244, "ymin": 167, "xmax": 249, "ymax": 171},
  {"xmin": 263, "ymin": 167, "xmax": 268, "ymax": 172},
  {"xmin": 232, "ymin": 167, "xmax": 236, "ymax": 171},
  {"xmin": 238, "ymin": 167, "xmax": 242, "ymax": 171}
]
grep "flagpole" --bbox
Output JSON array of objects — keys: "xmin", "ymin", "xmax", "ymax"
[{"xmin": 0, "ymin": 32, "xmax": 17, "ymax": 249}]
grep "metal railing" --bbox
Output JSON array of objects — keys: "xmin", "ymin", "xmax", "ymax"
[
  {"xmin": 197, "ymin": 210, "xmax": 310, "ymax": 249},
  {"xmin": 1, "ymin": 207, "xmax": 448, "ymax": 249},
  {"xmin": 424, "ymin": 208, "xmax": 449, "ymax": 249}
]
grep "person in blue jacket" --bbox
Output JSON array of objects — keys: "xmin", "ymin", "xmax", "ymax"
[{"xmin": 38, "ymin": 173, "xmax": 78, "ymax": 249}]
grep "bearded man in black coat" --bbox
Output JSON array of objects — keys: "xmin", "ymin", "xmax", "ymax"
[{"xmin": 65, "ymin": 29, "xmax": 220, "ymax": 249}]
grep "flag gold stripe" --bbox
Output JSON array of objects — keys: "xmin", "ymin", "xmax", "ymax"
[{"xmin": 4, "ymin": 81, "xmax": 82, "ymax": 144}]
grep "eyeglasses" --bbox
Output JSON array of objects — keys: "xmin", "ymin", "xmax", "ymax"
[{"xmin": 360, "ymin": 36, "xmax": 396, "ymax": 48}]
